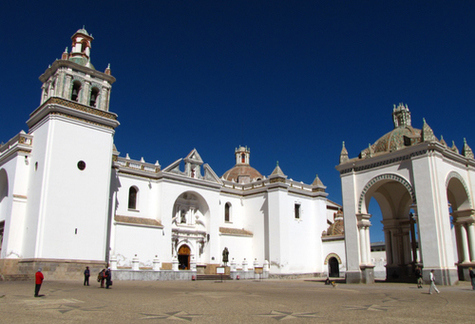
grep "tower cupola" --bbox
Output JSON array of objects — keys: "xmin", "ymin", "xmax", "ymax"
[
  {"xmin": 69, "ymin": 27, "xmax": 94, "ymax": 67},
  {"xmin": 235, "ymin": 146, "xmax": 250, "ymax": 165}
]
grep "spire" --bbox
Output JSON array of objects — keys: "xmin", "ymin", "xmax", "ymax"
[
  {"xmin": 312, "ymin": 174, "xmax": 326, "ymax": 192},
  {"xmin": 61, "ymin": 47, "xmax": 69, "ymax": 60},
  {"xmin": 339, "ymin": 141, "xmax": 349, "ymax": 164},
  {"xmin": 271, "ymin": 161, "xmax": 285, "ymax": 176},
  {"xmin": 105, "ymin": 63, "xmax": 111, "ymax": 75},
  {"xmin": 451, "ymin": 141, "xmax": 459, "ymax": 154},
  {"xmin": 462, "ymin": 138, "xmax": 474, "ymax": 159},
  {"xmin": 421, "ymin": 118, "xmax": 437, "ymax": 142}
]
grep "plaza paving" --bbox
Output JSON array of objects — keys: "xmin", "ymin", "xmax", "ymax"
[{"xmin": 0, "ymin": 278, "xmax": 474, "ymax": 323}]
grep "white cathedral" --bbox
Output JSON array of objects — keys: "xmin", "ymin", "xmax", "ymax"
[{"xmin": 0, "ymin": 29, "xmax": 346, "ymax": 280}]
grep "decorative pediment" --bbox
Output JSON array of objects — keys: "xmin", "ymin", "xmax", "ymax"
[
  {"xmin": 162, "ymin": 158, "xmax": 183, "ymax": 174},
  {"xmin": 203, "ymin": 163, "xmax": 222, "ymax": 184},
  {"xmin": 184, "ymin": 148, "xmax": 203, "ymax": 165}
]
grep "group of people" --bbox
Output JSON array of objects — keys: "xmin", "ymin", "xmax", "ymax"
[
  {"xmin": 34, "ymin": 265, "xmax": 113, "ymax": 297},
  {"xmin": 96, "ymin": 268, "xmax": 113, "ymax": 289},
  {"xmin": 415, "ymin": 266, "xmax": 475, "ymax": 294}
]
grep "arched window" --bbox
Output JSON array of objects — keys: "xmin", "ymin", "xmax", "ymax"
[
  {"xmin": 89, "ymin": 87, "xmax": 100, "ymax": 107},
  {"xmin": 241, "ymin": 154, "xmax": 245, "ymax": 163},
  {"xmin": 128, "ymin": 186, "xmax": 138, "ymax": 210},
  {"xmin": 225, "ymin": 202, "xmax": 231, "ymax": 222},
  {"xmin": 71, "ymin": 81, "xmax": 81, "ymax": 101}
]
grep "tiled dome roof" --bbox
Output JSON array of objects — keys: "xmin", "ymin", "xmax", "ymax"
[
  {"xmin": 372, "ymin": 126, "xmax": 421, "ymax": 153},
  {"xmin": 222, "ymin": 165, "xmax": 263, "ymax": 183}
]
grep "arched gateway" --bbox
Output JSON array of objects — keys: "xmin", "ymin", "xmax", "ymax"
[{"xmin": 336, "ymin": 104, "xmax": 475, "ymax": 285}]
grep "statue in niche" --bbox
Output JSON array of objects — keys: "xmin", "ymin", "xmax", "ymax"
[{"xmin": 180, "ymin": 210, "xmax": 187, "ymax": 224}]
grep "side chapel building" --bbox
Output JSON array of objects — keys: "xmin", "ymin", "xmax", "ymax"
[
  {"xmin": 0, "ymin": 29, "xmax": 345, "ymax": 280},
  {"xmin": 337, "ymin": 104, "xmax": 475, "ymax": 285}
]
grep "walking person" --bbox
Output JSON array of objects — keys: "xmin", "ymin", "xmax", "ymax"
[
  {"xmin": 429, "ymin": 269, "xmax": 439, "ymax": 294},
  {"xmin": 84, "ymin": 266, "xmax": 90, "ymax": 286},
  {"xmin": 469, "ymin": 267, "xmax": 475, "ymax": 290},
  {"xmin": 415, "ymin": 266, "xmax": 423, "ymax": 288},
  {"xmin": 34, "ymin": 268, "xmax": 44, "ymax": 297}
]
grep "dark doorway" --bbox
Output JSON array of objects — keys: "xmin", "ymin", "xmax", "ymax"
[
  {"xmin": 328, "ymin": 257, "xmax": 339, "ymax": 277},
  {"xmin": 178, "ymin": 245, "xmax": 190, "ymax": 270}
]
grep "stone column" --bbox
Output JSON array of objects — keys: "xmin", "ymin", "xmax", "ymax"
[
  {"xmin": 467, "ymin": 222, "xmax": 475, "ymax": 262},
  {"xmin": 64, "ymin": 75, "xmax": 72, "ymax": 99},
  {"xmin": 82, "ymin": 81, "xmax": 91, "ymax": 105},
  {"xmin": 454, "ymin": 223, "xmax": 464, "ymax": 263},
  {"xmin": 460, "ymin": 224, "xmax": 470, "ymax": 263},
  {"xmin": 359, "ymin": 226, "xmax": 367, "ymax": 264},
  {"xmin": 384, "ymin": 230, "xmax": 393, "ymax": 265},
  {"xmin": 365, "ymin": 227, "xmax": 372, "ymax": 265}
]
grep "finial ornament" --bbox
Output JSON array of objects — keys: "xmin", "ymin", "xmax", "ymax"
[
  {"xmin": 462, "ymin": 138, "xmax": 474, "ymax": 159},
  {"xmin": 421, "ymin": 118, "xmax": 436, "ymax": 142},
  {"xmin": 339, "ymin": 141, "xmax": 349, "ymax": 163},
  {"xmin": 451, "ymin": 141, "xmax": 459, "ymax": 154}
]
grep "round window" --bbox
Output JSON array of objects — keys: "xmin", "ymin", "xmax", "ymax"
[{"xmin": 77, "ymin": 160, "xmax": 86, "ymax": 171}]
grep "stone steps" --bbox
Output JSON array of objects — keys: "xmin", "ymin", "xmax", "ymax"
[
  {"xmin": 0, "ymin": 274, "xmax": 33, "ymax": 281},
  {"xmin": 196, "ymin": 274, "xmax": 231, "ymax": 281}
]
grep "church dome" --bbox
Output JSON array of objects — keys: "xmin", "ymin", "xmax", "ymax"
[
  {"xmin": 359, "ymin": 103, "xmax": 423, "ymax": 157},
  {"xmin": 222, "ymin": 146, "xmax": 263, "ymax": 184},
  {"xmin": 372, "ymin": 125, "xmax": 421, "ymax": 153},
  {"xmin": 222, "ymin": 165, "xmax": 263, "ymax": 183}
]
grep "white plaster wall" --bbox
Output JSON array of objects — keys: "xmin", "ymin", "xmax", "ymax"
[
  {"xmin": 219, "ymin": 234, "xmax": 253, "ymax": 267},
  {"xmin": 0, "ymin": 154, "xmax": 30, "ymax": 259},
  {"xmin": 27, "ymin": 117, "xmax": 114, "ymax": 261},
  {"xmin": 242, "ymin": 193, "xmax": 266, "ymax": 263},
  {"xmin": 113, "ymin": 224, "xmax": 164, "ymax": 268}
]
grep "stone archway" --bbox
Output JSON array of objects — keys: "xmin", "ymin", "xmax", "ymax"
[
  {"xmin": 172, "ymin": 191, "xmax": 210, "ymax": 264},
  {"xmin": 359, "ymin": 174, "xmax": 418, "ymax": 282},
  {"xmin": 446, "ymin": 172, "xmax": 475, "ymax": 276}
]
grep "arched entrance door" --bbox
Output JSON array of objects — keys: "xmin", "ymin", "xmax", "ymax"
[
  {"xmin": 178, "ymin": 245, "xmax": 191, "ymax": 270},
  {"xmin": 328, "ymin": 257, "xmax": 339, "ymax": 277}
]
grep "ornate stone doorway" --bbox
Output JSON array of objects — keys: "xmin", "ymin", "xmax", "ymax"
[{"xmin": 178, "ymin": 245, "xmax": 190, "ymax": 270}]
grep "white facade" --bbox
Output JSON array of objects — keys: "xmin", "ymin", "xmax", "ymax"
[{"xmin": 0, "ymin": 29, "xmax": 345, "ymax": 280}]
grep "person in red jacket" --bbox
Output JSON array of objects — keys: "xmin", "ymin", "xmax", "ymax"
[{"xmin": 35, "ymin": 268, "xmax": 44, "ymax": 297}]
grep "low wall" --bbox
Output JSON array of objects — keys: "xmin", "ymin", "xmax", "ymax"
[
  {"xmin": 112, "ymin": 269, "xmax": 196, "ymax": 281},
  {"xmin": 0, "ymin": 258, "xmax": 106, "ymax": 281}
]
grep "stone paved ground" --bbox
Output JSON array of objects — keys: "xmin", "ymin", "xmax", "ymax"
[{"xmin": 0, "ymin": 279, "xmax": 474, "ymax": 323}]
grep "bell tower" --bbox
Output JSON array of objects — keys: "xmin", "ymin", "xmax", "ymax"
[
  {"xmin": 39, "ymin": 28, "xmax": 113, "ymax": 111},
  {"xmin": 23, "ymin": 28, "xmax": 119, "ymax": 263}
]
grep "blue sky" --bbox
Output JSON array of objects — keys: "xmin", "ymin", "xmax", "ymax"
[{"xmin": 1, "ymin": 1, "xmax": 474, "ymax": 242}]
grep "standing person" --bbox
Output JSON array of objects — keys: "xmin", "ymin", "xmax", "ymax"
[
  {"xmin": 34, "ymin": 268, "xmax": 44, "ymax": 297},
  {"xmin": 469, "ymin": 267, "xmax": 475, "ymax": 290},
  {"xmin": 99, "ymin": 269, "xmax": 106, "ymax": 288},
  {"xmin": 429, "ymin": 270, "xmax": 440, "ymax": 294},
  {"xmin": 415, "ymin": 266, "xmax": 423, "ymax": 288},
  {"xmin": 105, "ymin": 268, "xmax": 112, "ymax": 289},
  {"xmin": 84, "ymin": 266, "xmax": 90, "ymax": 286}
]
